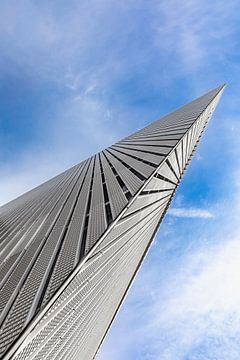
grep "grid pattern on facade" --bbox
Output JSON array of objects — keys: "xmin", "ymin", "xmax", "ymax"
[{"xmin": 0, "ymin": 86, "xmax": 224, "ymax": 360}]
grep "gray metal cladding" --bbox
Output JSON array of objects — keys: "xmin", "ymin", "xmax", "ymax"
[
  {"xmin": 103, "ymin": 150, "xmax": 143, "ymax": 194},
  {"xmin": 115, "ymin": 143, "xmax": 172, "ymax": 154},
  {"xmin": 0, "ymin": 85, "xmax": 224, "ymax": 359},
  {"xmin": 99, "ymin": 152, "xmax": 128, "ymax": 218},
  {"xmin": 107, "ymin": 148, "xmax": 155, "ymax": 178},
  {"xmin": 111, "ymin": 144, "xmax": 166, "ymax": 165},
  {"xmin": 85, "ymin": 155, "xmax": 107, "ymax": 254}
]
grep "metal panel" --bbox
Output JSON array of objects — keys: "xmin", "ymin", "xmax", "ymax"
[
  {"xmin": 41, "ymin": 159, "xmax": 93, "ymax": 306},
  {"xmin": 99, "ymin": 153, "xmax": 128, "ymax": 219},
  {"xmin": 157, "ymin": 162, "xmax": 178, "ymax": 184},
  {"xmin": 115, "ymin": 143, "xmax": 171, "ymax": 156},
  {"xmin": 124, "ymin": 192, "xmax": 172, "ymax": 217},
  {"xmin": 111, "ymin": 145, "xmax": 165, "ymax": 166},
  {"xmin": 108, "ymin": 148, "xmax": 155, "ymax": 178},
  {"xmin": 0, "ymin": 164, "xmax": 85, "ymax": 319},
  {"xmin": 168, "ymin": 149, "xmax": 181, "ymax": 179},
  {"xmin": 85, "ymin": 155, "xmax": 107, "ymax": 253},
  {"xmin": 103, "ymin": 150, "xmax": 143, "ymax": 195}
]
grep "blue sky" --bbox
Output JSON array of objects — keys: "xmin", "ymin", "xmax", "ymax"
[{"xmin": 0, "ymin": 1, "xmax": 240, "ymax": 359}]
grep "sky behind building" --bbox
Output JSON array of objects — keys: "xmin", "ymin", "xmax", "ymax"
[{"xmin": 0, "ymin": 1, "xmax": 240, "ymax": 359}]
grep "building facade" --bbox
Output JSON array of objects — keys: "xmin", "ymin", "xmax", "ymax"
[{"xmin": 0, "ymin": 86, "xmax": 224, "ymax": 360}]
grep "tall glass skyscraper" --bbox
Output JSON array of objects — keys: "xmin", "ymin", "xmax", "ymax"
[{"xmin": 0, "ymin": 85, "xmax": 224, "ymax": 360}]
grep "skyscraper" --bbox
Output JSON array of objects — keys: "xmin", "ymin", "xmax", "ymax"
[{"xmin": 0, "ymin": 85, "xmax": 224, "ymax": 360}]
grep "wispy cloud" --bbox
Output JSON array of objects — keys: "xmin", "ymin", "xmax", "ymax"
[
  {"xmin": 168, "ymin": 207, "xmax": 214, "ymax": 219},
  {"xmin": 155, "ymin": 0, "xmax": 239, "ymax": 75}
]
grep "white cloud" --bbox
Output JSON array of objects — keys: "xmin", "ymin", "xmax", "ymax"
[
  {"xmin": 146, "ymin": 236, "xmax": 240, "ymax": 359},
  {"xmin": 168, "ymin": 207, "xmax": 214, "ymax": 219}
]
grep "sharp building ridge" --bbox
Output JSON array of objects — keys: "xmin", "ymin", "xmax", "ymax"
[{"xmin": 0, "ymin": 85, "xmax": 225, "ymax": 360}]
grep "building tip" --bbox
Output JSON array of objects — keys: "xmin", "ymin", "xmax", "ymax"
[
  {"xmin": 213, "ymin": 83, "xmax": 226, "ymax": 94},
  {"xmin": 219, "ymin": 83, "xmax": 227, "ymax": 90}
]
